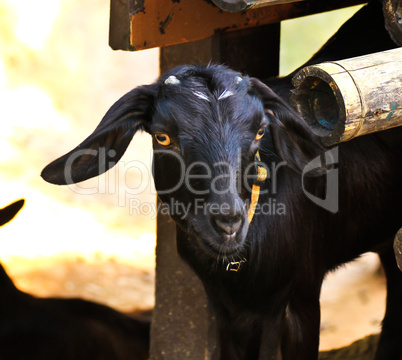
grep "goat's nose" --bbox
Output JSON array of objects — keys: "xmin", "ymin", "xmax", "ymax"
[{"xmin": 214, "ymin": 217, "xmax": 242, "ymax": 236}]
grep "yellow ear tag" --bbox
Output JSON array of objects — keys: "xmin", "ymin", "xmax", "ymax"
[
  {"xmin": 248, "ymin": 185, "xmax": 260, "ymax": 223},
  {"xmin": 247, "ymin": 151, "xmax": 267, "ymax": 224},
  {"xmin": 256, "ymin": 166, "xmax": 267, "ymax": 182}
]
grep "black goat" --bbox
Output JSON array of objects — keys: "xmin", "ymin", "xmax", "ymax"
[
  {"xmin": 41, "ymin": 3, "xmax": 402, "ymax": 359},
  {"xmin": 0, "ymin": 200, "xmax": 150, "ymax": 360}
]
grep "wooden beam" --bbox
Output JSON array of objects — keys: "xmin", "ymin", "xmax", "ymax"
[
  {"xmin": 109, "ymin": 0, "xmax": 131, "ymax": 51},
  {"xmin": 109, "ymin": 0, "xmax": 366, "ymax": 51}
]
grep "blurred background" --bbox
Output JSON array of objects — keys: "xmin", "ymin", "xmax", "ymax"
[{"xmin": 0, "ymin": 0, "xmax": 385, "ymax": 350}]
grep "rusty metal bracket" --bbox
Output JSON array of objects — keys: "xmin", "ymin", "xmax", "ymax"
[{"xmin": 212, "ymin": 0, "xmax": 303, "ymax": 13}]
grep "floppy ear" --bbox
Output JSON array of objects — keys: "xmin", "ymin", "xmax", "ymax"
[
  {"xmin": 41, "ymin": 84, "xmax": 157, "ymax": 185},
  {"xmin": 0, "ymin": 199, "xmax": 25, "ymax": 227},
  {"xmin": 250, "ymin": 77, "xmax": 326, "ymax": 175}
]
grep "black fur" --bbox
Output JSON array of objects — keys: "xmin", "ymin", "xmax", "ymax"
[
  {"xmin": 0, "ymin": 200, "xmax": 24, "ymax": 227},
  {"xmin": 41, "ymin": 2, "xmax": 402, "ymax": 359}
]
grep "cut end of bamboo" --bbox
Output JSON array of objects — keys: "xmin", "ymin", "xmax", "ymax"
[
  {"xmin": 291, "ymin": 48, "xmax": 402, "ymax": 146},
  {"xmin": 291, "ymin": 63, "xmax": 361, "ymax": 146},
  {"xmin": 290, "ymin": 65, "xmax": 346, "ymax": 146}
]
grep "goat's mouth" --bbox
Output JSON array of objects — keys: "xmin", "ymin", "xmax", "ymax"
[
  {"xmin": 199, "ymin": 235, "xmax": 245, "ymax": 259},
  {"xmin": 191, "ymin": 218, "xmax": 249, "ymax": 259},
  {"xmin": 203, "ymin": 235, "xmax": 242, "ymax": 256}
]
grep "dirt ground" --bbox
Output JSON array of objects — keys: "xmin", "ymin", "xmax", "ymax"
[{"xmin": 2, "ymin": 255, "xmax": 155, "ymax": 313}]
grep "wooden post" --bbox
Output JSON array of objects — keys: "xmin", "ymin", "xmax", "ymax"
[
  {"xmin": 291, "ymin": 47, "xmax": 402, "ymax": 146},
  {"xmin": 150, "ymin": 24, "xmax": 280, "ymax": 360},
  {"xmin": 394, "ymin": 227, "xmax": 402, "ymax": 272}
]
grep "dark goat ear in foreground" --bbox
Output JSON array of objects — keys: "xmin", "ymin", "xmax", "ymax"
[
  {"xmin": 41, "ymin": 84, "xmax": 157, "ymax": 185},
  {"xmin": 250, "ymin": 78, "xmax": 326, "ymax": 175},
  {"xmin": 0, "ymin": 199, "xmax": 25, "ymax": 226}
]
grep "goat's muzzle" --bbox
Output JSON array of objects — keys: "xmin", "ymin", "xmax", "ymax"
[{"xmin": 197, "ymin": 194, "xmax": 249, "ymax": 257}]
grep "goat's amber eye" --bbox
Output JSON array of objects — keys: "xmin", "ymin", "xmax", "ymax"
[
  {"xmin": 255, "ymin": 128, "xmax": 265, "ymax": 141},
  {"xmin": 155, "ymin": 134, "xmax": 171, "ymax": 146}
]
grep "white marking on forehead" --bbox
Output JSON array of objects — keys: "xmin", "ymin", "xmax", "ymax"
[
  {"xmin": 218, "ymin": 89, "xmax": 234, "ymax": 100},
  {"xmin": 235, "ymin": 76, "xmax": 243, "ymax": 84},
  {"xmin": 193, "ymin": 91, "xmax": 211, "ymax": 102},
  {"xmin": 164, "ymin": 75, "xmax": 180, "ymax": 85}
]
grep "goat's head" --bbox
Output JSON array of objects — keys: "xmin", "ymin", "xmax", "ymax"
[{"xmin": 41, "ymin": 65, "xmax": 323, "ymax": 262}]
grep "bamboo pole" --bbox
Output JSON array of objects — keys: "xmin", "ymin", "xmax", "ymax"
[{"xmin": 291, "ymin": 47, "xmax": 402, "ymax": 146}]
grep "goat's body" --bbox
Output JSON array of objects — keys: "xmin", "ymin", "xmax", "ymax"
[
  {"xmin": 0, "ymin": 264, "xmax": 150, "ymax": 360},
  {"xmin": 176, "ymin": 6, "xmax": 402, "ymax": 353},
  {"xmin": 178, "ymin": 125, "xmax": 402, "ymax": 359}
]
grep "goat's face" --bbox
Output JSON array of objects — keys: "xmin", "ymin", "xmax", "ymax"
[
  {"xmin": 41, "ymin": 65, "xmax": 324, "ymax": 261},
  {"xmin": 150, "ymin": 70, "xmax": 268, "ymax": 258}
]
